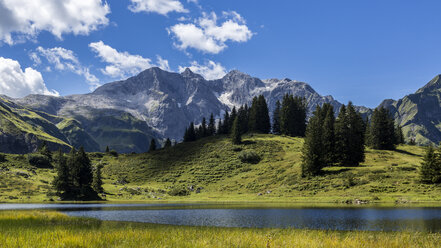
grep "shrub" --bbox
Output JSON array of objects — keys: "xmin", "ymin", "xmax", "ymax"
[
  {"xmin": 168, "ymin": 186, "xmax": 190, "ymax": 196},
  {"xmin": 238, "ymin": 150, "xmax": 261, "ymax": 164},
  {"xmin": 109, "ymin": 150, "xmax": 118, "ymax": 157},
  {"xmin": 0, "ymin": 154, "xmax": 6, "ymax": 162},
  {"xmin": 28, "ymin": 154, "xmax": 52, "ymax": 168}
]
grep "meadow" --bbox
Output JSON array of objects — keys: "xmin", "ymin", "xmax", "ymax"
[
  {"xmin": 0, "ymin": 210, "xmax": 440, "ymax": 248},
  {"xmin": 1, "ymin": 134, "xmax": 441, "ymax": 204}
]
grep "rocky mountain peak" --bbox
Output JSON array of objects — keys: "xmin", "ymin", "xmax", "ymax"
[{"xmin": 416, "ymin": 74, "xmax": 441, "ymax": 94}]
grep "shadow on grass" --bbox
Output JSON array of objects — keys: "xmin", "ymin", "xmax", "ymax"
[
  {"xmin": 242, "ymin": 140, "xmax": 256, "ymax": 145},
  {"xmin": 395, "ymin": 149, "xmax": 421, "ymax": 157},
  {"xmin": 321, "ymin": 168, "xmax": 350, "ymax": 176}
]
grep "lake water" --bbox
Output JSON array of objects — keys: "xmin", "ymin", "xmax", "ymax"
[{"xmin": 2, "ymin": 203, "xmax": 441, "ymax": 232}]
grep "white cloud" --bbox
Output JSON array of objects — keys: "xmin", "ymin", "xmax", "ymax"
[
  {"xmin": 34, "ymin": 47, "xmax": 100, "ymax": 90},
  {"xmin": 0, "ymin": 0, "xmax": 110, "ymax": 45},
  {"xmin": 179, "ymin": 60, "xmax": 226, "ymax": 80},
  {"xmin": 169, "ymin": 11, "xmax": 253, "ymax": 54},
  {"xmin": 128, "ymin": 0, "xmax": 188, "ymax": 15},
  {"xmin": 89, "ymin": 41, "xmax": 170, "ymax": 78},
  {"xmin": 0, "ymin": 57, "xmax": 58, "ymax": 98}
]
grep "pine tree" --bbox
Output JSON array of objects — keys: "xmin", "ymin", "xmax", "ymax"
[
  {"xmin": 231, "ymin": 116, "xmax": 242, "ymax": 144},
  {"xmin": 187, "ymin": 122, "xmax": 196, "ymax": 141},
  {"xmin": 217, "ymin": 119, "xmax": 223, "ymax": 135},
  {"xmin": 92, "ymin": 164, "xmax": 104, "ymax": 194},
  {"xmin": 76, "ymin": 147, "xmax": 96, "ymax": 200},
  {"xmin": 201, "ymin": 117, "xmax": 207, "ymax": 137},
  {"xmin": 249, "ymin": 95, "xmax": 271, "ymax": 133},
  {"xmin": 280, "ymin": 94, "xmax": 307, "ymax": 137},
  {"xmin": 229, "ymin": 106, "xmax": 237, "ymax": 132},
  {"xmin": 208, "ymin": 113, "xmax": 216, "ymax": 136},
  {"xmin": 52, "ymin": 149, "xmax": 71, "ymax": 200},
  {"xmin": 395, "ymin": 124, "xmax": 405, "ymax": 145},
  {"xmin": 105, "ymin": 146, "xmax": 110, "ymax": 153},
  {"xmin": 149, "ymin": 139, "xmax": 157, "ymax": 152},
  {"xmin": 334, "ymin": 103, "xmax": 365, "ymax": 166},
  {"xmin": 272, "ymin": 100, "xmax": 281, "ymax": 134},
  {"xmin": 321, "ymin": 103, "xmax": 335, "ymax": 165},
  {"xmin": 367, "ymin": 107, "xmax": 396, "ymax": 150},
  {"xmin": 237, "ymin": 106, "xmax": 249, "ymax": 135},
  {"xmin": 420, "ymin": 146, "xmax": 441, "ymax": 184},
  {"xmin": 222, "ymin": 110, "xmax": 230, "ymax": 134},
  {"xmin": 301, "ymin": 106, "xmax": 325, "ymax": 176},
  {"xmin": 164, "ymin": 138, "xmax": 172, "ymax": 148},
  {"xmin": 39, "ymin": 141, "xmax": 52, "ymax": 161}
]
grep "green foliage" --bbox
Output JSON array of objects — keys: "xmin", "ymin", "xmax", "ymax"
[
  {"xmin": 280, "ymin": 94, "xmax": 307, "ymax": 137},
  {"xmin": 208, "ymin": 113, "xmax": 216, "ymax": 136},
  {"xmin": 28, "ymin": 154, "xmax": 52, "ymax": 168},
  {"xmin": 149, "ymin": 139, "xmax": 157, "ymax": 152},
  {"xmin": 301, "ymin": 106, "xmax": 325, "ymax": 177},
  {"xmin": 248, "ymin": 95, "xmax": 271, "ymax": 134},
  {"xmin": 168, "ymin": 186, "xmax": 190, "ymax": 196},
  {"xmin": 0, "ymin": 154, "xmax": 6, "ymax": 162},
  {"xmin": 38, "ymin": 141, "xmax": 52, "ymax": 161},
  {"xmin": 367, "ymin": 107, "xmax": 396, "ymax": 150},
  {"xmin": 420, "ymin": 146, "xmax": 441, "ymax": 184},
  {"xmin": 164, "ymin": 138, "xmax": 172, "ymax": 149},
  {"xmin": 335, "ymin": 103, "xmax": 365, "ymax": 166},
  {"xmin": 183, "ymin": 122, "xmax": 196, "ymax": 142},
  {"xmin": 109, "ymin": 150, "xmax": 118, "ymax": 157},
  {"xmin": 238, "ymin": 150, "xmax": 261, "ymax": 164},
  {"xmin": 272, "ymin": 100, "xmax": 281, "ymax": 134},
  {"xmin": 231, "ymin": 116, "xmax": 242, "ymax": 145},
  {"xmin": 92, "ymin": 164, "xmax": 104, "ymax": 194}
]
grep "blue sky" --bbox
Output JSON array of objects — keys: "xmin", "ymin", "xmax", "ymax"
[{"xmin": 0, "ymin": 0, "xmax": 441, "ymax": 107}]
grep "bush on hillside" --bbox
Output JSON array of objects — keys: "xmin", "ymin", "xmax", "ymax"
[
  {"xmin": 28, "ymin": 154, "xmax": 52, "ymax": 168},
  {"xmin": 168, "ymin": 186, "xmax": 190, "ymax": 196},
  {"xmin": 0, "ymin": 154, "xmax": 6, "ymax": 162},
  {"xmin": 238, "ymin": 150, "xmax": 261, "ymax": 164}
]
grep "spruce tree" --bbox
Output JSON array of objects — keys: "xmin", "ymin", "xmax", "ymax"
[
  {"xmin": 395, "ymin": 124, "xmax": 405, "ymax": 145},
  {"xmin": 280, "ymin": 94, "xmax": 307, "ymax": 137},
  {"xmin": 237, "ymin": 106, "xmax": 249, "ymax": 134},
  {"xmin": 164, "ymin": 138, "xmax": 172, "ymax": 148},
  {"xmin": 201, "ymin": 117, "xmax": 207, "ymax": 137},
  {"xmin": 187, "ymin": 122, "xmax": 196, "ymax": 141},
  {"xmin": 76, "ymin": 147, "xmax": 97, "ymax": 200},
  {"xmin": 231, "ymin": 116, "xmax": 242, "ymax": 144},
  {"xmin": 53, "ymin": 149, "xmax": 71, "ymax": 200},
  {"xmin": 249, "ymin": 95, "xmax": 271, "ymax": 133},
  {"xmin": 39, "ymin": 141, "xmax": 52, "ymax": 161},
  {"xmin": 334, "ymin": 103, "xmax": 365, "ymax": 166},
  {"xmin": 321, "ymin": 103, "xmax": 336, "ymax": 165},
  {"xmin": 420, "ymin": 146, "xmax": 441, "ymax": 184},
  {"xmin": 301, "ymin": 106, "xmax": 324, "ymax": 176},
  {"xmin": 222, "ymin": 110, "xmax": 230, "ymax": 134},
  {"xmin": 367, "ymin": 107, "xmax": 396, "ymax": 150},
  {"xmin": 149, "ymin": 139, "xmax": 157, "ymax": 152},
  {"xmin": 92, "ymin": 164, "xmax": 104, "ymax": 194},
  {"xmin": 105, "ymin": 146, "xmax": 110, "ymax": 153},
  {"xmin": 272, "ymin": 100, "xmax": 281, "ymax": 134},
  {"xmin": 217, "ymin": 119, "xmax": 223, "ymax": 135},
  {"xmin": 208, "ymin": 113, "xmax": 216, "ymax": 136},
  {"xmin": 229, "ymin": 106, "xmax": 237, "ymax": 132}
]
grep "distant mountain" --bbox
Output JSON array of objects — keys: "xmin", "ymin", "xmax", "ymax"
[
  {"xmin": 380, "ymin": 74, "xmax": 441, "ymax": 145},
  {"xmin": 11, "ymin": 67, "xmax": 368, "ymax": 153}
]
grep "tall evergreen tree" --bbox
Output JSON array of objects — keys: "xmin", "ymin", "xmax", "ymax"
[
  {"xmin": 249, "ymin": 95, "xmax": 271, "ymax": 133},
  {"xmin": 272, "ymin": 100, "xmax": 281, "ymax": 134},
  {"xmin": 39, "ymin": 141, "xmax": 52, "ymax": 161},
  {"xmin": 53, "ymin": 149, "xmax": 71, "ymax": 200},
  {"xmin": 222, "ymin": 110, "xmax": 230, "ymax": 134},
  {"xmin": 280, "ymin": 94, "xmax": 307, "ymax": 137},
  {"xmin": 420, "ymin": 146, "xmax": 441, "ymax": 184},
  {"xmin": 164, "ymin": 138, "xmax": 172, "ymax": 148},
  {"xmin": 149, "ymin": 139, "xmax": 157, "ymax": 152},
  {"xmin": 334, "ymin": 103, "xmax": 365, "ymax": 166},
  {"xmin": 302, "ymin": 106, "xmax": 325, "ymax": 176},
  {"xmin": 92, "ymin": 164, "xmax": 104, "ymax": 194},
  {"xmin": 187, "ymin": 122, "xmax": 196, "ymax": 141},
  {"xmin": 217, "ymin": 119, "xmax": 223, "ymax": 135},
  {"xmin": 105, "ymin": 146, "xmax": 110, "ymax": 153},
  {"xmin": 237, "ymin": 106, "xmax": 249, "ymax": 135},
  {"xmin": 321, "ymin": 103, "xmax": 336, "ymax": 165},
  {"xmin": 201, "ymin": 117, "xmax": 207, "ymax": 137},
  {"xmin": 231, "ymin": 116, "xmax": 242, "ymax": 144},
  {"xmin": 229, "ymin": 106, "xmax": 237, "ymax": 132},
  {"xmin": 367, "ymin": 107, "xmax": 396, "ymax": 150},
  {"xmin": 394, "ymin": 124, "xmax": 405, "ymax": 145},
  {"xmin": 208, "ymin": 113, "xmax": 216, "ymax": 136},
  {"xmin": 76, "ymin": 147, "xmax": 96, "ymax": 200}
]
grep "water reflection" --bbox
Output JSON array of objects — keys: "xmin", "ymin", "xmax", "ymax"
[{"xmin": 2, "ymin": 204, "xmax": 441, "ymax": 232}]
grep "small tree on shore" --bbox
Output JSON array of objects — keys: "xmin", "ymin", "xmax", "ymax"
[{"xmin": 420, "ymin": 146, "xmax": 441, "ymax": 184}]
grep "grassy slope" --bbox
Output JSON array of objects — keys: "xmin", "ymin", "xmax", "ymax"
[
  {"xmin": 1, "ymin": 134, "xmax": 440, "ymax": 203},
  {"xmin": 1, "ymin": 211, "xmax": 440, "ymax": 248}
]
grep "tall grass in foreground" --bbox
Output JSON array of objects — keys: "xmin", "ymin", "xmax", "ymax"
[{"xmin": 0, "ymin": 211, "xmax": 440, "ymax": 248}]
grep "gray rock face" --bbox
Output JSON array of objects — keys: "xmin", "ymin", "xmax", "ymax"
[{"xmin": 13, "ymin": 67, "xmax": 367, "ymax": 151}]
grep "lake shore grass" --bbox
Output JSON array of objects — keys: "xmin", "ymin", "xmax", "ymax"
[{"xmin": 1, "ymin": 210, "xmax": 440, "ymax": 248}]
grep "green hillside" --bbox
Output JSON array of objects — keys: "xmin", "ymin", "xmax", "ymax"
[
  {"xmin": 0, "ymin": 97, "xmax": 71, "ymax": 153},
  {"xmin": 1, "ymin": 134, "xmax": 441, "ymax": 203}
]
